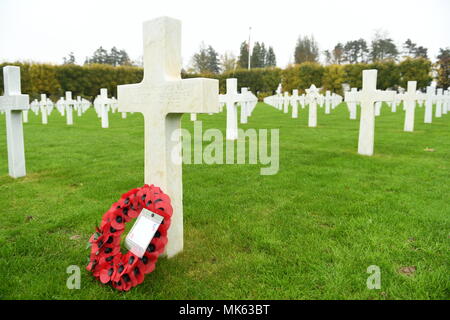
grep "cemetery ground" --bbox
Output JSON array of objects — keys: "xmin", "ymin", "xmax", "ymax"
[{"xmin": 0, "ymin": 103, "xmax": 448, "ymax": 300}]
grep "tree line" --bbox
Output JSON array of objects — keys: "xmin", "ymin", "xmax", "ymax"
[
  {"xmin": 295, "ymin": 32, "xmax": 430, "ymax": 65},
  {"xmin": 60, "ymin": 31, "xmax": 449, "ymax": 90},
  {"xmin": 0, "ymin": 57, "xmax": 442, "ymax": 103},
  {"xmin": 63, "ymin": 46, "xmax": 134, "ymax": 66},
  {"xmin": 187, "ymin": 40, "xmax": 277, "ymax": 74}
]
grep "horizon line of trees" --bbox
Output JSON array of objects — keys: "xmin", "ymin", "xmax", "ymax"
[
  {"xmin": 63, "ymin": 46, "xmax": 136, "ymax": 67},
  {"xmin": 60, "ymin": 34, "xmax": 449, "ymax": 89},
  {"xmin": 295, "ymin": 31, "xmax": 431, "ymax": 65}
]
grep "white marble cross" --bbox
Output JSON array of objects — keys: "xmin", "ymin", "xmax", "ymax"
[
  {"xmin": 443, "ymin": 90, "xmax": 449, "ymax": 114},
  {"xmin": 117, "ymin": 16, "xmax": 219, "ymax": 258},
  {"xmin": 391, "ymin": 92, "xmax": 399, "ymax": 112},
  {"xmin": 0, "ymin": 66, "xmax": 30, "ymax": 178},
  {"xmin": 240, "ymin": 87, "xmax": 249, "ymax": 124},
  {"xmin": 56, "ymin": 97, "xmax": 65, "ymax": 116},
  {"xmin": 402, "ymin": 81, "xmax": 422, "ymax": 132},
  {"xmin": 283, "ymin": 92, "xmax": 289, "ymax": 113},
  {"xmin": 324, "ymin": 90, "xmax": 331, "ymax": 114},
  {"xmin": 39, "ymin": 94, "xmax": 49, "ymax": 124},
  {"xmin": 75, "ymin": 96, "xmax": 83, "ymax": 116},
  {"xmin": 435, "ymin": 89, "xmax": 443, "ymax": 118},
  {"xmin": 357, "ymin": 70, "xmax": 395, "ymax": 156},
  {"xmin": 221, "ymin": 78, "xmax": 241, "ymax": 140},
  {"xmin": 374, "ymin": 101, "xmax": 382, "ymax": 116},
  {"xmin": 30, "ymin": 99, "xmax": 40, "ymax": 115},
  {"xmin": 97, "ymin": 88, "xmax": 110, "ymax": 128},
  {"xmin": 424, "ymin": 86, "xmax": 435, "ymax": 123},
  {"xmin": 305, "ymin": 84, "xmax": 320, "ymax": 127},
  {"xmin": 344, "ymin": 88, "xmax": 358, "ymax": 120},
  {"xmin": 65, "ymin": 91, "xmax": 75, "ymax": 125},
  {"xmin": 291, "ymin": 89, "xmax": 299, "ymax": 118}
]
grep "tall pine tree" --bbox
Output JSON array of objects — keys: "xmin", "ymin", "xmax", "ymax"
[{"xmin": 238, "ymin": 41, "xmax": 249, "ymax": 69}]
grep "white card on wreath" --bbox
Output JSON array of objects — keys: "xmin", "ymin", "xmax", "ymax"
[{"xmin": 125, "ymin": 208, "xmax": 163, "ymax": 258}]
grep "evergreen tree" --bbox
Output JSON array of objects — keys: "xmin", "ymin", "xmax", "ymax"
[
  {"xmin": 343, "ymin": 39, "xmax": 368, "ymax": 64},
  {"xmin": 207, "ymin": 45, "xmax": 220, "ymax": 74},
  {"xmin": 251, "ymin": 42, "xmax": 264, "ymax": 68},
  {"xmin": 436, "ymin": 48, "xmax": 450, "ymax": 88},
  {"xmin": 403, "ymin": 39, "xmax": 428, "ymax": 59},
  {"xmin": 294, "ymin": 35, "xmax": 319, "ymax": 64},
  {"xmin": 265, "ymin": 47, "xmax": 277, "ymax": 67},
  {"xmin": 84, "ymin": 46, "xmax": 131, "ymax": 66},
  {"xmin": 221, "ymin": 52, "xmax": 237, "ymax": 73},
  {"xmin": 117, "ymin": 49, "xmax": 131, "ymax": 66},
  {"xmin": 370, "ymin": 32, "xmax": 399, "ymax": 62},
  {"xmin": 63, "ymin": 52, "xmax": 76, "ymax": 65},
  {"xmin": 192, "ymin": 43, "xmax": 210, "ymax": 73},
  {"xmin": 238, "ymin": 41, "xmax": 249, "ymax": 69}
]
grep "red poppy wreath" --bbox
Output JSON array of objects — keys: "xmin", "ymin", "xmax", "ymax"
[{"xmin": 86, "ymin": 184, "xmax": 173, "ymax": 291}]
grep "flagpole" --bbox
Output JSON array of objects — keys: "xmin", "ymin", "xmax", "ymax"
[{"xmin": 248, "ymin": 27, "xmax": 252, "ymax": 70}]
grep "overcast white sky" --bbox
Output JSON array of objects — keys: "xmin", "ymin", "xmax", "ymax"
[{"xmin": 1, "ymin": 0, "xmax": 449, "ymax": 68}]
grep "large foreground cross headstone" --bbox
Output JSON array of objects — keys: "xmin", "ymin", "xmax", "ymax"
[
  {"xmin": 118, "ymin": 16, "xmax": 219, "ymax": 258},
  {"xmin": 357, "ymin": 70, "xmax": 395, "ymax": 156},
  {"xmin": 0, "ymin": 66, "xmax": 30, "ymax": 178}
]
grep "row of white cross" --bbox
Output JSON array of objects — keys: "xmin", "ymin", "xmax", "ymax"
[
  {"xmin": 217, "ymin": 78, "xmax": 258, "ymax": 140},
  {"xmin": 2, "ymin": 88, "xmax": 127, "ymax": 128},
  {"xmin": 264, "ymin": 85, "xmax": 343, "ymax": 127},
  {"xmin": 1, "ymin": 16, "xmax": 449, "ymax": 260},
  {"xmin": 189, "ymin": 78, "xmax": 258, "ymax": 137},
  {"xmin": 346, "ymin": 84, "xmax": 450, "ymax": 131},
  {"xmin": 264, "ymin": 76, "xmax": 449, "ymax": 157}
]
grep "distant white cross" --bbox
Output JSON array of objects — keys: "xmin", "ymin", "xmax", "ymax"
[
  {"xmin": 118, "ymin": 16, "xmax": 219, "ymax": 258},
  {"xmin": 344, "ymin": 88, "xmax": 358, "ymax": 120},
  {"xmin": 305, "ymin": 84, "xmax": 320, "ymax": 127},
  {"xmin": 0, "ymin": 66, "xmax": 30, "ymax": 178},
  {"xmin": 97, "ymin": 88, "xmax": 110, "ymax": 128},
  {"xmin": 221, "ymin": 78, "xmax": 241, "ymax": 140},
  {"xmin": 424, "ymin": 86, "xmax": 434, "ymax": 123},
  {"xmin": 291, "ymin": 89, "xmax": 299, "ymax": 118},
  {"xmin": 39, "ymin": 94, "xmax": 49, "ymax": 124},
  {"xmin": 65, "ymin": 91, "xmax": 75, "ymax": 125},
  {"xmin": 283, "ymin": 92, "xmax": 289, "ymax": 113},
  {"xmin": 402, "ymin": 81, "xmax": 422, "ymax": 132},
  {"xmin": 324, "ymin": 90, "xmax": 331, "ymax": 114},
  {"xmin": 435, "ymin": 88, "xmax": 443, "ymax": 118},
  {"xmin": 240, "ymin": 87, "xmax": 249, "ymax": 124}
]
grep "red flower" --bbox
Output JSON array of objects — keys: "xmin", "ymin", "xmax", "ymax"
[{"xmin": 87, "ymin": 184, "xmax": 173, "ymax": 291}]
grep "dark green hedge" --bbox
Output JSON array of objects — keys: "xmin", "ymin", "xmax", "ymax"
[{"xmin": 0, "ymin": 58, "xmax": 432, "ymax": 101}]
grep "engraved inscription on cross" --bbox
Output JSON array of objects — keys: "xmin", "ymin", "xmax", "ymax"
[
  {"xmin": 0, "ymin": 66, "xmax": 30, "ymax": 178},
  {"xmin": 118, "ymin": 17, "xmax": 219, "ymax": 258}
]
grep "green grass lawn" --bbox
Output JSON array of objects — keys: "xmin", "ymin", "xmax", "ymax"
[{"xmin": 0, "ymin": 102, "xmax": 449, "ymax": 300}]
